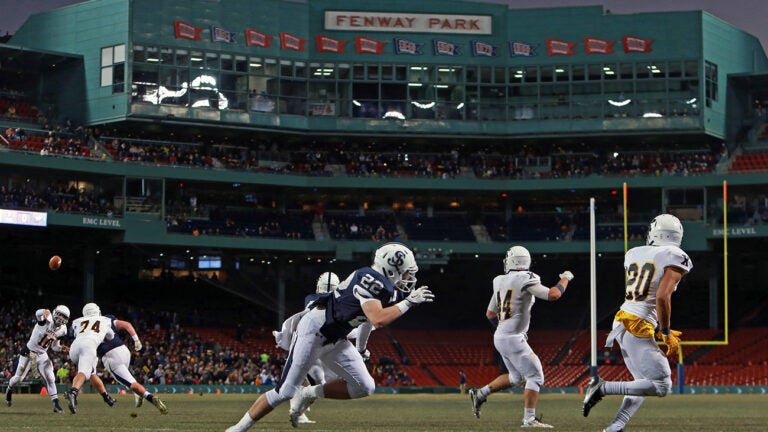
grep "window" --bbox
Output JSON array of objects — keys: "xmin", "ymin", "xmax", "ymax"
[
  {"xmin": 198, "ymin": 256, "xmax": 222, "ymax": 269},
  {"xmin": 101, "ymin": 44, "xmax": 126, "ymax": 93},
  {"xmin": 705, "ymin": 61, "xmax": 718, "ymax": 107}
]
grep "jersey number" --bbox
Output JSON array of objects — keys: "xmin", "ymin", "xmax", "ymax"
[
  {"xmin": 78, "ymin": 320, "xmax": 101, "ymax": 333},
  {"xmin": 496, "ymin": 289, "xmax": 514, "ymax": 321},
  {"xmin": 37, "ymin": 332, "xmax": 55, "ymax": 349},
  {"xmin": 625, "ymin": 262, "xmax": 656, "ymax": 301}
]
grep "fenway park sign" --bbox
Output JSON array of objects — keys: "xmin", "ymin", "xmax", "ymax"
[{"xmin": 325, "ymin": 11, "xmax": 492, "ymax": 35}]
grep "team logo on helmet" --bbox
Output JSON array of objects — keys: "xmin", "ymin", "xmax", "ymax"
[{"xmin": 387, "ymin": 250, "xmax": 406, "ymax": 271}]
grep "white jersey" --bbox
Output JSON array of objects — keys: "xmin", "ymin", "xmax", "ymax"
[
  {"xmin": 487, "ymin": 271, "xmax": 549, "ymax": 335},
  {"xmin": 71, "ymin": 315, "xmax": 115, "ymax": 345},
  {"xmin": 620, "ymin": 245, "xmax": 693, "ymax": 326},
  {"xmin": 26, "ymin": 309, "xmax": 67, "ymax": 355}
]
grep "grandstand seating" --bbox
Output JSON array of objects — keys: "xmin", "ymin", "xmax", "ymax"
[
  {"xmin": 400, "ymin": 213, "xmax": 476, "ymax": 242},
  {"xmin": 729, "ymin": 152, "xmax": 768, "ymax": 172}
]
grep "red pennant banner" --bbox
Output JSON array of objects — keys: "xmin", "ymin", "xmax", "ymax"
[
  {"xmin": 623, "ymin": 36, "xmax": 653, "ymax": 53},
  {"xmin": 355, "ymin": 37, "xmax": 386, "ymax": 54},
  {"xmin": 280, "ymin": 32, "xmax": 307, "ymax": 51},
  {"xmin": 584, "ymin": 37, "xmax": 614, "ymax": 54},
  {"xmin": 316, "ymin": 35, "xmax": 346, "ymax": 53},
  {"xmin": 245, "ymin": 29, "xmax": 272, "ymax": 48},
  {"xmin": 174, "ymin": 21, "xmax": 202, "ymax": 40},
  {"xmin": 546, "ymin": 39, "xmax": 576, "ymax": 56}
]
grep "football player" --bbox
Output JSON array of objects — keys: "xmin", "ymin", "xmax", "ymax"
[
  {"xmin": 469, "ymin": 245, "xmax": 574, "ymax": 428},
  {"xmin": 97, "ymin": 313, "xmax": 168, "ymax": 414},
  {"xmin": 583, "ymin": 214, "xmax": 693, "ymax": 432},
  {"xmin": 64, "ymin": 303, "xmax": 116, "ymax": 414},
  {"xmin": 5, "ymin": 305, "xmax": 70, "ymax": 413},
  {"xmin": 276, "ymin": 271, "xmax": 341, "ymax": 424},
  {"xmin": 227, "ymin": 243, "xmax": 434, "ymax": 431}
]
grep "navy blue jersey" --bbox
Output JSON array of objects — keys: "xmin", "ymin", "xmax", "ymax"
[
  {"xmin": 304, "ymin": 293, "xmax": 322, "ymax": 308},
  {"xmin": 96, "ymin": 314, "xmax": 125, "ymax": 357},
  {"xmin": 320, "ymin": 267, "xmax": 398, "ymax": 342}
]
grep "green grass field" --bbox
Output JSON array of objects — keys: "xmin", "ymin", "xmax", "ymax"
[{"xmin": 2, "ymin": 392, "xmax": 767, "ymax": 431}]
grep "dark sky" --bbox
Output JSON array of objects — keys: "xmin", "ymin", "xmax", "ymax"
[{"xmin": 1, "ymin": 0, "xmax": 766, "ymax": 55}]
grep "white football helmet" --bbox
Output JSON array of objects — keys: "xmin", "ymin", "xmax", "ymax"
[
  {"xmin": 371, "ymin": 243, "xmax": 418, "ymax": 292},
  {"xmin": 316, "ymin": 271, "xmax": 340, "ymax": 294},
  {"xmin": 82, "ymin": 302, "xmax": 101, "ymax": 317},
  {"xmin": 647, "ymin": 214, "xmax": 683, "ymax": 247},
  {"xmin": 504, "ymin": 245, "xmax": 531, "ymax": 272},
  {"xmin": 52, "ymin": 305, "xmax": 70, "ymax": 327}
]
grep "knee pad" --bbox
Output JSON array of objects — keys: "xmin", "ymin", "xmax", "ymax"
[
  {"xmin": 524, "ymin": 371, "xmax": 544, "ymax": 392},
  {"xmin": 653, "ymin": 377, "xmax": 672, "ymax": 397},
  {"xmin": 347, "ymin": 375, "xmax": 376, "ymax": 399},
  {"xmin": 265, "ymin": 388, "xmax": 291, "ymax": 407}
]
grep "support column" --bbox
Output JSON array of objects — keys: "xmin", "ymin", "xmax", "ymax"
[
  {"xmin": 276, "ymin": 265, "xmax": 286, "ymax": 327},
  {"xmin": 83, "ymin": 248, "xmax": 95, "ymax": 302},
  {"xmin": 709, "ymin": 260, "xmax": 719, "ymax": 329}
]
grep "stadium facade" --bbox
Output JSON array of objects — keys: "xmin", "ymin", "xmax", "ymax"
[{"xmin": 1, "ymin": 0, "xmax": 768, "ymax": 329}]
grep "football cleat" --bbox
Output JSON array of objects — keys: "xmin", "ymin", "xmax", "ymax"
[
  {"xmin": 5, "ymin": 387, "xmax": 11, "ymax": 407},
  {"xmin": 134, "ymin": 393, "xmax": 143, "ymax": 408},
  {"xmin": 521, "ymin": 415, "xmax": 553, "ymax": 428},
  {"xmin": 582, "ymin": 377, "xmax": 605, "ymax": 417},
  {"xmin": 52, "ymin": 399, "xmax": 63, "ymax": 413},
  {"xmin": 469, "ymin": 387, "xmax": 485, "ymax": 419},
  {"xmin": 151, "ymin": 397, "xmax": 168, "ymax": 414},
  {"xmin": 103, "ymin": 394, "xmax": 117, "ymax": 407},
  {"xmin": 65, "ymin": 390, "xmax": 77, "ymax": 414},
  {"xmin": 289, "ymin": 387, "xmax": 318, "ymax": 428},
  {"xmin": 296, "ymin": 413, "xmax": 316, "ymax": 424}
]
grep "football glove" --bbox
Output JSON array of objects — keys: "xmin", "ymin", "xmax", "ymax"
[
  {"xmin": 359, "ymin": 349, "xmax": 371, "ymax": 362},
  {"xmin": 656, "ymin": 329, "xmax": 682, "ymax": 357},
  {"xmin": 132, "ymin": 334, "xmax": 143, "ymax": 352},
  {"xmin": 406, "ymin": 286, "xmax": 435, "ymax": 305},
  {"xmin": 559, "ymin": 271, "xmax": 574, "ymax": 281}
]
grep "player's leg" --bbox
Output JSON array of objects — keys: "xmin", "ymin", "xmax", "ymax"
[
  {"xmin": 288, "ymin": 359, "xmax": 325, "ymax": 423},
  {"xmin": 602, "ymin": 331, "xmax": 672, "ymax": 397},
  {"xmin": 318, "ymin": 340, "xmax": 375, "ymax": 400},
  {"xmin": 513, "ymin": 342, "xmax": 551, "ymax": 428},
  {"xmin": 597, "ymin": 328, "xmax": 671, "ymax": 430},
  {"xmin": 66, "ymin": 340, "xmax": 97, "ymax": 414},
  {"xmin": 106, "ymin": 348, "xmax": 166, "ymax": 413},
  {"xmin": 89, "ymin": 373, "xmax": 116, "ymax": 406},
  {"xmin": 6, "ymin": 349, "xmax": 32, "ymax": 406},
  {"xmin": 471, "ymin": 333, "xmax": 522, "ymax": 405},
  {"xmin": 35, "ymin": 353, "xmax": 65, "ymax": 412},
  {"xmin": 227, "ymin": 310, "xmax": 324, "ymax": 431}
]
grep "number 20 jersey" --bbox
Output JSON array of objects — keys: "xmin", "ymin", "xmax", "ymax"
[
  {"xmin": 620, "ymin": 245, "xmax": 693, "ymax": 325},
  {"xmin": 321, "ymin": 267, "xmax": 398, "ymax": 342}
]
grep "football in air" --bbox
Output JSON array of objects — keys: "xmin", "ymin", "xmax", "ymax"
[{"xmin": 49, "ymin": 255, "xmax": 62, "ymax": 271}]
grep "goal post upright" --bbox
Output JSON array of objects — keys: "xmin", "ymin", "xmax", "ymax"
[{"xmin": 589, "ymin": 197, "xmax": 598, "ymax": 379}]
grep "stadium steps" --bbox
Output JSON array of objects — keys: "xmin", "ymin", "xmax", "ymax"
[
  {"xmin": 311, "ymin": 220, "xmax": 327, "ymax": 240},
  {"xmin": 470, "ymin": 224, "xmax": 492, "ymax": 242}
]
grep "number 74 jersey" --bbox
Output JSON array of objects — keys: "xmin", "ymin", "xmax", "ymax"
[
  {"xmin": 71, "ymin": 316, "xmax": 115, "ymax": 345},
  {"xmin": 621, "ymin": 244, "xmax": 693, "ymax": 324}
]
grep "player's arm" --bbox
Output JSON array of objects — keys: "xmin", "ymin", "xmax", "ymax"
[
  {"xmin": 115, "ymin": 319, "xmax": 143, "ymax": 351},
  {"xmin": 361, "ymin": 299, "xmax": 402, "ymax": 328},
  {"xmin": 486, "ymin": 291, "xmax": 499, "ymax": 328},
  {"xmin": 656, "ymin": 266, "xmax": 685, "ymax": 333},
  {"xmin": 35, "ymin": 309, "xmax": 51, "ymax": 325},
  {"xmin": 361, "ymin": 286, "xmax": 434, "ymax": 328},
  {"xmin": 355, "ymin": 322, "xmax": 373, "ymax": 361},
  {"xmin": 526, "ymin": 271, "xmax": 574, "ymax": 301}
]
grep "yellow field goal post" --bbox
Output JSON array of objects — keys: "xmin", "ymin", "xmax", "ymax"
[{"xmin": 588, "ymin": 181, "xmax": 729, "ymax": 392}]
